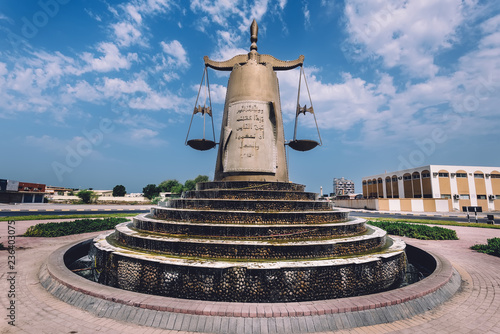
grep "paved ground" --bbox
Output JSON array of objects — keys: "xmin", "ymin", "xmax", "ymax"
[{"xmin": 1, "ymin": 218, "xmax": 500, "ymax": 333}]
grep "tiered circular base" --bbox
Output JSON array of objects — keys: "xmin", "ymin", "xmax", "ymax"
[{"xmin": 91, "ymin": 181, "xmax": 406, "ymax": 302}]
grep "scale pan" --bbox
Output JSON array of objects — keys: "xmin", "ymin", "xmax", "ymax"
[
  {"xmin": 288, "ymin": 140, "xmax": 319, "ymax": 151},
  {"xmin": 187, "ymin": 139, "xmax": 216, "ymax": 151}
]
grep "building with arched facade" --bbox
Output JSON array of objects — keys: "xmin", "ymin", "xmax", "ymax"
[{"xmin": 362, "ymin": 165, "xmax": 500, "ymax": 212}]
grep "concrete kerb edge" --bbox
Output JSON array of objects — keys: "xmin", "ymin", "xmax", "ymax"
[{"xmin": 40, "ymin": 237, "xmax": 461, "ymax": 324}]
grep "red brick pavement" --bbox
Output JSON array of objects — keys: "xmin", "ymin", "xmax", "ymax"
[{"xmin": 1, "ymin": 219, "xmax": 500, "ymax": 333}]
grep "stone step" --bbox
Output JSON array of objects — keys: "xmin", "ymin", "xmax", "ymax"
[
  {"xmin": 133, "ymin": 214, "xmax": 367, "ymax": 240},
  {"xmin": 195, "ymin": 181, "xmax": 306, "ymax": 192},
  {"xmin": 151, "ymin": 207, "xmax": 349, "ymax": 225},
  {"xmin": 162, "ymin": 198, "xmax": 332, "ymax": 211},
  {"xmin": 183, "ymin": 189, "xmax": 317, "ymax": 200},
  {"xmin": 111, "ymin": 222, "xmax": 387, "ymax": 260}
]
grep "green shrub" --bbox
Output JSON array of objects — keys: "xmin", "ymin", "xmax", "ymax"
[
  {"xmin": 367, "ymin": 220, "xmax": 458, "ymax": 240},
  {"xmin": 23, "ymin": 217, "xmax": 128, "ymax": 237},
  {"xmin": 471, "ymin": 238, "xmax": 500, "ymax": 257},
  {"xmin": 77, "ymin": 190, "xmax": 99, "ymax": 204}
]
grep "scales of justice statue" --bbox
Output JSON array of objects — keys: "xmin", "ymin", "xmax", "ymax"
[{"xmin": 186, "ymin": 19, "xmax": 322, "ymax": 183}]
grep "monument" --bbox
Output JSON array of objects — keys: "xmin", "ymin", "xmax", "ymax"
[{"xmin": 88, "ymin": 20, "xmax": 407, "ymax": 302}]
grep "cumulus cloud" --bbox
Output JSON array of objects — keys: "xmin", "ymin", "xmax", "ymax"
[
  {"xmin": 82, "ymin": 42, "xmax": 138, "ymax": 72},
  {"xmin": 112, "ymin": 21, "xmax": 143, "ymax": 47},
  {"xmin": 190, "ymin": 0, "xmax": 287, "ymax": 60},
  {"xmin": 127, "ymin": 127, "xmax": 167, "ymax": 146},
  {"xmin": 98, "ymin": 77, "xmax": 150, "ymax": 98},
  {"xmin": 344, "ymin": 0, "xmax": 469, "ymax": 78},
  {"xmin": 66, "ymin": 80, "xmax": 102, "ymax": 102},
  {"xmin": 161, "ymin": 40, "xmax": 189, "ymax": 67},
  {"xmin": 128, "ymin": 90, "xmax": 188, "ymax": 111}
]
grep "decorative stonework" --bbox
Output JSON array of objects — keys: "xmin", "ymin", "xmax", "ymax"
[{"xmin": 91, "ymin": 181, "xmax": 406, "ymax": 302}]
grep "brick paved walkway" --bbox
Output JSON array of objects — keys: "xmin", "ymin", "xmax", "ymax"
[{"xmin": 1, "ymin": 219, "xmax": 500, "ymax": 333}]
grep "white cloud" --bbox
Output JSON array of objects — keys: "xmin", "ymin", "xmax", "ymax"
[
  {"xmin": 112, "ymin": 21, "xmax": 143, "ymax": 47},
  {"xmin": 84, "ymin": 8, "xmax": 102, "ymax": 22},
  {"xmin": 207, "ymin": 83, "xmax": 227, "ymax": 104},
  {"xmin": 161, "ymin": 40, "xmax": 189, "ymax": 67},
  {"xmin": 129, "ymin": 90, "xmax": 188, "ymax": 111},
  {"xmin": 126, "ymin": 127, "xmax": 167, "ymax": 146},
  {"xmin": 125, "ymin": 4, "xmax": 143, "ymax": 24},
  {"xmin": 210, "ymin": 30, "xmax": 247, "ymax": 61},
  {"xmin": 344, "ymin": 0, "xmax": 470, "ymax": 78},
  {"xmin": 131, "ymin": 128, "xmax": 158, "ymax": 140},
  {"xmin": 66, "ymin": 80, "xmax": 102, "ymax": 102},
  {"xmin": 0, "ymin": 62, "xmax": 7, "ymax": 76},
  {"xmin": 98, "ymin": 77, "xmax": 150, "ymax": 98},
  {"xmin": 190, "ymin": 0, "xmax": 243, "ymax": 27},
  {"xmin": 82, "ymin": 42, "xmax": 138, "ymax": 72},
  {"xmin": 303, "ymin": 2, "xmax": 311, "ymax": 29},
  {"xmin": 116, "ymin": 112, "xmax": 166, "ymax": 129}
]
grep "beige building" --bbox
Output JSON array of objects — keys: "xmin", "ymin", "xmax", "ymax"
[{"xmin": 361, "ymin": 165, "xmax": 500, "ymax": 212}]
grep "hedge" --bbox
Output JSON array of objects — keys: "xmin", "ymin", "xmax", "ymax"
[
  {"xmin": 367, "ymin": 220, "xmax": 458, "ymax": 240},
  {"xmin": 23, "ymin": 217, "xmax": 128, "ymax": 237}
]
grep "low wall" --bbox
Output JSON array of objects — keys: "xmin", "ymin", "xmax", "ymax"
[
  {"xmin": 50, "ymin": 195, "xmax": 149, "ymax": 203},
  {"xmin": 335, "ymin": 198, "xmax": 450, "ymax": 212},
  {"xmin": 333, "ymin": 199, "xmax": 379, "ymax": 210}
]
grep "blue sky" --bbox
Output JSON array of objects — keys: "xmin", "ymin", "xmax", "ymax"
[{"xmin": 0, "ymin": 0, "xmax": 499, "ymax": 194}]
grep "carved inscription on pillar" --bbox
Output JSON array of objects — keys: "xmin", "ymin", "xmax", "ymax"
[{"xmin": 223, "ymin": 100, "xmax": 276, "ymax": 173}]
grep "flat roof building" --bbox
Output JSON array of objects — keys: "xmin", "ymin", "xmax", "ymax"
[
  {"xmin": 362, "ymin": 165, "xmax": 500, "ymax": 212},
  {"xmin": 333, "ymin": 177, "xmax": 355, "ymax": 196},
  {"xmin": 0, "ymin": 179, "xmax": 47, "ymax": 203}
]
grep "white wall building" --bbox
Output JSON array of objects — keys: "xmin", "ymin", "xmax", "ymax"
[{"xmin": 362, "ymin": 165, "xmax": 500, "ymax": 212}]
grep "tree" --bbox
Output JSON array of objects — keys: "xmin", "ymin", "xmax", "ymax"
[
  {"xmin": 194, "ymin": 175, "xmax": 210, "ymax": 183},
  {"xmin": 158, "ymin": 179, "xmax": 181, "ymax": 192},
  {"xmin": 184, "ymin": 179, "xmax": 196, "ymax": 192},
  {"xmin": 142, "ymin": 184, "xmax": 160, "ymax": 200},
  {"xmin": 77, "ymin": 190, "xmax": 99, "ymax": 204},
  {"xmin": 112, "ymin": 185, "xmax": 126, "ymax": 197},
  {"xmin": 171, "ymin": 183, "xmax": 184, "ymax": 194}
]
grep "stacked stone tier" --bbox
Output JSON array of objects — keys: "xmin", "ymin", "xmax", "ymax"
[
  {"xmin": 90, "ymin": 181, "xmax": 407, "ymax": 302},
  {"xmin": 151, "ymin": 207, "xmax": 348, "ymax": 225},
  {"xmin": 111, "ymin": 222, "xmax": 385, "ymax": 260},
  {"xmin": 184, "ymin": 181, "xmax": 315, "ymax": 201},
  {"xmin": 162, "ymin": 198, "xmax": 332, "ymax": 211},
  {"xmin": 132, "ymin": 214, "xmax": 366, "ymax": 240},
  {"xmin": 184, "ymin": 189, "xmax": 317, "ymax": 200},
  {"xmin": 195, "ymin": 181, "xmax": 306, "ymax": 191}
]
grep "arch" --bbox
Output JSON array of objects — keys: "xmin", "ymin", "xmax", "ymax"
[
  {"xmin": 391, "ymin": 175, "xmax": 399, "ymax": 198},
  {"xmin": 455, "ymin": 169, "xmax": 469, "ymax": 194},
  {"xmin": 474, "ymin": 170, "xmax": 487, "ymax": 209},
  {"xmin": 377, "ymin": 177, "xmax": 384, "ymax": 198},
  {"xmin": 492, "ymin": 171, "xmax": 500, "ymax": 206},
  {"xmin": 403, "ymin": 173, "xmax": 412, "ymax": 199},
  {"xmin": 438, "ymin": 169, "xmax": 451, "ymax": 197},
  {"xmin": 455, "ymin": 170, "xmax": 470, "ymax": 210},
  {"xmin": 412, "ymin": 172, "xmax": 422, "ymax": 198},
  {"xmin": 385, "ymin": 176, "xmax": 392, "ymax": 198},
  {"xmin": 421, "ymin": 169, "xmax": 432, "ymax": 198}
]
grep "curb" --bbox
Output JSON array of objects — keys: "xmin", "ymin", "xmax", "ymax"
[{"xmin": 39, "ymin": 237, "xmax": 462, "ymax": 332}]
